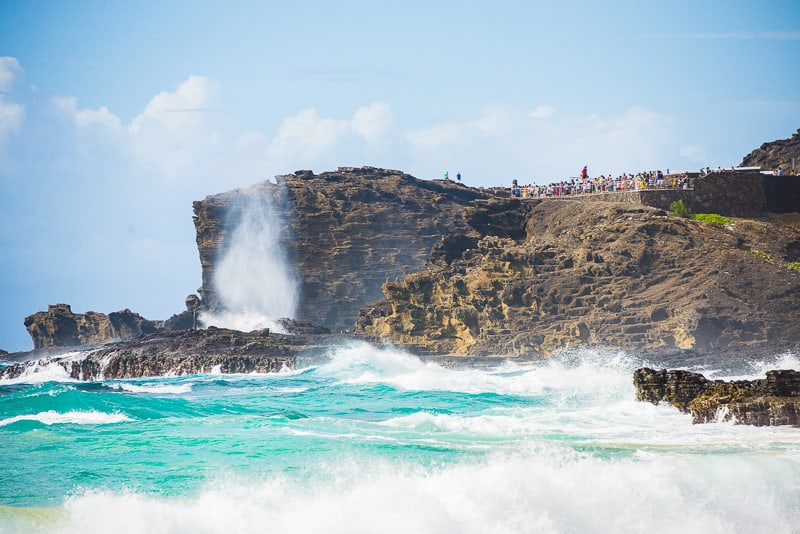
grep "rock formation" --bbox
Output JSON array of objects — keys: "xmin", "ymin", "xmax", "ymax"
[
  {"xmin": 24, "ymin": 304, "xmax": 157, "ymax": 350},
  {"xmin": 356, "ymin": 199, "xmax": 800, "ymax": 357},
  {"xmin": 0, "ymin": 327, "xmax": 343, "ymax": 381},
  {"xmin": 740, "ymin": 128, "xmax": 800, "ymax": 175},
  {"xmin": 193, "ymin": 167, "xmax": 492, "ymax": 333},
  {"xmin": 634, "ymin": 367, "xmax": 800, "ymax": 426}
]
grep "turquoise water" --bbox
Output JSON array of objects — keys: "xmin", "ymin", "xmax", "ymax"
[{"xmin": 1, "ymin": 342, "xmax": 799, "ymax": 533}]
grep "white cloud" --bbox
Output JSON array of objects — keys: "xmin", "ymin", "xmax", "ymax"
[
  {"xmin": 530, "ymin": 105, "xmax": 556, "ymax": 119},
  {"xmin": 265, "ymin": 103, "xmax": 396, "ymax": 170},
  {"xmin": 404, "ymin": 104, "xmax": 679, "ymax": 183},
  {"xmin": 53, "ymin": 96, "xmax": 122, "ymax": 130},
  {"xmin": 0, "ymin": 99, "xmax": 24, "ymax": 146},
  {"xmin": 127, "ymin": 75, "xmax": 223, "ymax": 182},
  {"xmin": 0, "ymin": 56, "xmax": 22, "ymax": 92},
  {"xmin": 351, "ymin": 102, "xmax": 393, "ymax": 143},
  {"xmin": 0, "ymin": 57, "xmax": 24, "ymax": 149}
]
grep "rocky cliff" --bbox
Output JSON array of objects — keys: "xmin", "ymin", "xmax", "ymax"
[
  {"xmin": 740, "ymin": 128, "xmax": 800, "ymax": 174},
  {"xmin": 193, "ymin": 167, "xmax": 496, "ymax": 333},
  {"xmin": 356, "ymin": 200, "xmax": 800, "ymax": 357},
  {"xmin": 634, "ymin": 367, "xmax": 800, "ymax": 426}
]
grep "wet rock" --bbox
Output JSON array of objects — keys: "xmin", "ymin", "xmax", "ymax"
[{"xmin": 634, "ymin": 367, "xmax": 800, "ymax": 426}]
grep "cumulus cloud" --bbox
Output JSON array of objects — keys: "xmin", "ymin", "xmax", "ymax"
[
  {"xmin": 0, "ymin": 56, "xmax": 22, "ymax": 92},
  {"xmin": 128, "ymin": 75, "xmax": 223, "ymax": 182},
  {"xmin": 530, "ymin": 105, "xmax": 557, "ymax": 119},
  {"xmin": 405, "ymin": 104, "xmax": 679, "ymax": 182},
  {"xmin": 53, "ymin": 96, "xmax": 122, "ymax": 130},
  {"xmin": 266, "ymin": 103, "xmax": 395, "ymax": 170},
  {"xmin": 0, "ymin": 57, "xmax": 24, "ymax": 154}
]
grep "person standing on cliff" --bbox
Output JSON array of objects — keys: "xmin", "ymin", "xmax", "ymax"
[
  {"xmin": 456, "ymin": 172, "xmax": 461, "ymax": 182},
  {"xmin": 444, "ymin": 171, "xmax": 449, "ymax": 180}
]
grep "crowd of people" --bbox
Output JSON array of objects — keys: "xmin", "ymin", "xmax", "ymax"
[{"xmin": 507, "ymin": 166, "xmax": 692, "ymax": 199}]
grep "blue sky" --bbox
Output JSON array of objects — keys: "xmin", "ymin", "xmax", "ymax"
[{"xmin": 1, "ymin": 0, "xmax": 799, "ymax": 351}]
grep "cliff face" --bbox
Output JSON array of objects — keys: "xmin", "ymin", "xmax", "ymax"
[
  {"xmin": 740, "ymin": 128, "xmax": 800, "ymax": 174},
  {"xmin": 193, "ymin": 167, "xmax": 494, "ymax": 333},
  {"xmin": 355, "ymin": 200, "xmax": 800, "ymax": 356}
]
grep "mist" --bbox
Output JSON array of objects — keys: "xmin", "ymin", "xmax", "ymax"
[{"xmin": 200, "ymin": 186, "xmax": 299, "ymax": 333}]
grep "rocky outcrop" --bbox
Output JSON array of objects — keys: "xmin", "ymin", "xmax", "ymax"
[
  {"xmin": 193, "ymin": 167, "xmax": 494, "ymax": 333},
  {"xmin": 633, "ymin": 367, "xmax": 800, "ymax": 426},
  {"xmin": 23, "ymin": 304, "xmax": 164, "ymax": 350},
  {"xmin": 23, "ymin": 303, "xmax": 198, "ymax": 350},
  {"xmin": 0, "ymin": 327, "xmax": 347, "ymax": 381},
  {"xmin": 740, "ymin": 128, "xmax": 800, "ymax": 174},
  {"xmin": 356, "ymin": 200, "xmax": 800, "ymax": 357}
]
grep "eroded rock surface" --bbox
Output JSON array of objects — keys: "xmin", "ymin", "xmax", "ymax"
[
  {"xmin": 634, "ymin": 367, "xmax": 800, "ymax": 426},
  {"xmin": 193, "ymin": 167, "xmax": 494, "ymax": 333},
  {"xmin": 356, "ymin": 200, "xmax": 800, "ymax": 357},
  {"xmin": 0, "ymin": 328, "xmax": 344, "ymax": 381}
]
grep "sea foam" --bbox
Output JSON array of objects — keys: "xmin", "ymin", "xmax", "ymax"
[{"xmin": 0, "ymin": 410, "xmax": 132, "ymax": 427}]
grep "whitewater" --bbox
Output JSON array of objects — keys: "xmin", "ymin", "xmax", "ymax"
[{"xmin": 1, "ymin": 344, "xmax": 799, "ymax": 533}]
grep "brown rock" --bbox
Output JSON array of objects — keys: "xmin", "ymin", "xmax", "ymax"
[
  {"xmin": 634, "ymin": 367, "xmax": 800, "ymax": 426},
  {"xmin": 23, "ymin": 304, "xmax": 162, "ymax": 350}
]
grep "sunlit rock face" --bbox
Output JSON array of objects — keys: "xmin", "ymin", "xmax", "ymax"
[
  {"xmin": 356, "ymin": 199, "xmax": 800, "ymax": 357},
  {"xmin": 192, "ymin": 167, "xmax": 497, "ymax": 334}
]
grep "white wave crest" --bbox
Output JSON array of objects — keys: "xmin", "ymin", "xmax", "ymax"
[
  {"xmin": 113, "ymin": 383, "xmax": 193, "ymax": 394},
  {"xmin": 0, "ymin": 410, "xmax": 132, "ymax": 427},
  {"xmin": 316, "ymin": 342, "xmax": 637, "ymax": 400},
  {"xmin": 0, "ymin": 351, "xmax": 90, "ymax": 385},
  {"xmin": 18, "ymin": 447, "xmax": 799, "ymax": 534}
]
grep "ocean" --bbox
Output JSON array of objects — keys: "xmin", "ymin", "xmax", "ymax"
[{"xmin": 1, "ymin": 342, "xmax": 799, "ymax": 534}]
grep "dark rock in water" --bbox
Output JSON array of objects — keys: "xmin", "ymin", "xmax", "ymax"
[
  {"xmin": 0, "ymin": 328, "xmax": 346, "ymax": 381},
  {"xmin": 634, "ymin": 367, "xmax": 800, "ymax": 426}
]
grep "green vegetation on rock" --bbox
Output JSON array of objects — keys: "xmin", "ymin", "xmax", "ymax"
[
  {"xmin": 751, "ymin": 249, "xmax": 776, "ymax": 264},
  {"xmin": 669, "ymin": 200, "xmax": 692, "ymax": 218},
  {"xmin": 692, "ymin": 213, "xmax": 732, "ymax": 225}
]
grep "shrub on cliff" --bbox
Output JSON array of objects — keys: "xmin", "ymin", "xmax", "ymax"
[{"xmin": 669, "ymin": 200, "xmax": 692, "ymax": 218}]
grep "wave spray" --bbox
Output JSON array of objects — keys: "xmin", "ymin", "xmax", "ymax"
[{"xmin": 201, "ymin": 185, "xmax": 299, "ymax": 333}]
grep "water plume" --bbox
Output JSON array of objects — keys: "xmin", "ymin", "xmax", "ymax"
[{"xmin": 200, "ymin": 184, "xmax": 299, "ymax": 333}]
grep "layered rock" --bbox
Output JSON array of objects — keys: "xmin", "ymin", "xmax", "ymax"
[
  {"xmin": 634, "ymin": 367, "xmax": 800, "ymax": 426},
  {"xmin": 193, "ymin": 167, "xmax": 492, "ymax": 333},
  {"xmin": 24, "ymin": 304, "xmax": 162, "ymax": 350},
  {"xmin": 356, "ymin": 201, "xmax": 800, "ymax": 357},
  {"xmin": 0, "ymin": 327, "xmax": 344, "ymax": 381},
  {"xmin": 23, "ymin": 303, "xmax": 197, "ymax": 350}
]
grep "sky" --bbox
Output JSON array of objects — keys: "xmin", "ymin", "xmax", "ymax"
[{"xmin": 1, "ymin": 0, "xmax": 799, "ymax": 352}]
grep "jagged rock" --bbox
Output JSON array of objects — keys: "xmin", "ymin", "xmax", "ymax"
[
  {"xmin": 356, "ymin": 200, "xmax": 800, "ymax": 357},
  {"xmin": 634, "ymin": 367, "xmax": 800, "ymax": 426},
  {"xmin": 192, "ymin": 167, "xmax": 494, "ymax": 333},
  {"xmin": 24, "ymin": 304, "xmax": 163, "ymax": 350},
  {"xmin": 0, "ymin": 328, "xmax": 344, "ymax": 381}
]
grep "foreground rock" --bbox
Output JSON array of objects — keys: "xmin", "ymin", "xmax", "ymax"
[
  {"xmin": 633, "ymin": 367, "xmax": 800, "ymax": 426},
  {"xmin": 0, "ymin": 327, "xmax": 342, "ymax": 381}
]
